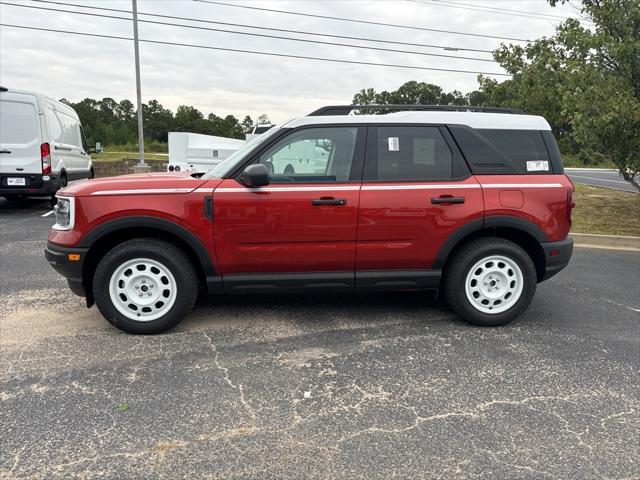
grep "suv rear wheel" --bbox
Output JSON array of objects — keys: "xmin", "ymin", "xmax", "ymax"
[
  {"xmin": 444, "ymin": 237, "xmax": 537, "ymax": 327},
  {"xmin": 93, "ymin": 239, "xmax": 198, "ymax": 334}
]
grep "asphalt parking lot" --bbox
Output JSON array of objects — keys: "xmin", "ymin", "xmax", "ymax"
[{"xmin": 1, "ymin": 197, "xmax": 639, "ymax": 479}]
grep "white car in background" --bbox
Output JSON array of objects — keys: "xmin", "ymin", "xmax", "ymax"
[{"xmin": 0, "ymin": 86, "xmax": 94, "ymax": 204}]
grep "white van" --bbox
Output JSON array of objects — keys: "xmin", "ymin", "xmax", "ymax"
[{"xmin": 0, "ymin": 86, "xmax": 94, "ymax": 202}]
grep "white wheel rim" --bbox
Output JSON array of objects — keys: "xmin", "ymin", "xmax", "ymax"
[
  {"xmin": 108, "ymin": 258, "xmax": 178, "ymax": 321},
  {"xmin": 464, "ymin": 255, "xmax": 524, "ymax": 314}
]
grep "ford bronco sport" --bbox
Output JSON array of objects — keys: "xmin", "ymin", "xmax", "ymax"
[{"xmin": 45, "ymin": 105, "xmax": 574, "ymax": 334}]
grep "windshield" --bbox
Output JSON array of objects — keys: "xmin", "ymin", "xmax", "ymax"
[{"xmin": 203, "ymin": 126, "xmax": 282, "ymax": 178}]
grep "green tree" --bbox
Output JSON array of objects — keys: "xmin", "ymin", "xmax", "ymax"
[
  {"xmin": 256, "ymin": 114, "xmax": 271, "ymax": 125},
  {"xmin": 483, "ymin": 0, "xmax": 639, "ymax": 188},
  {"xmin": 241, "ymin": 115, "xmax": 254, "ymax": 133},
  {"xmin": 143, "ymin": 100, "xmax": 174, "ymax": 142},
  {"xmin": 174, "ymin": 105, "xmax": 207, "ymax": 134},
  {"xmin": 352, "ymin": 81, "xmax": 477, "ymax": 108}
]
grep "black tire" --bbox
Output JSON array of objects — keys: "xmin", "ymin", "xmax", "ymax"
[
  {"xmin": 51, "ymin": 172, "xmax": 68, "ymax": 206},
  {"xmin": 93, "ymin": 239, "xmax": 198, "ymax": 334},
  {"xmin": 89, "ymin": 167, "xmax": 95, "ymax": 179},
  {"xmin": 443, "ymin": 237, "xmax": 537, "ymax": 327},
  {"xmin": 283, "ymin": 164, "xmax": 295, "ymax": 175}
]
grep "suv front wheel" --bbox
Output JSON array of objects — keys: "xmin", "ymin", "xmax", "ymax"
[
  {"xmin": 444, "ymin": 238, "xmax": 537, "ymax": 327},
  {"xmin": 93, "ymin": 239, "xmax": 198, "ymax": 334}
]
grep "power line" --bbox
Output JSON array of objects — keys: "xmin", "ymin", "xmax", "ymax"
[
  {"xmin": 411, "ymin": 0, "xmax": 593, "ymax": 23},
  {"xmin": 0, "ymin": 1, "xmax": 497, "ymax": 63},
  {"xmin": 26, "ymin": 0, "xmax": 495, "ymax": 54},
  {"xmin": 408, "ymin": 0, "xmax": 566, "ymax": 21},
  {"xmin": 0, "ymin": 23, "xmax": 511, "ymax": 77},
  {"xmin": 195, "ymin": 0, "xmax": 531, "ymax": 43}
]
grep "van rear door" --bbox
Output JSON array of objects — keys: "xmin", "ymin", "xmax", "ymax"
[{"xmin": 0, "ymin": 92, "xmax": 43, "ymax": 175}]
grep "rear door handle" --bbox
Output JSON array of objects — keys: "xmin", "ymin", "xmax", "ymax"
[
  {"xmin": 431, "ymin": 196, "xmax": 465, "ymax": 204},
  {"xmin": 0, "ymin": 150, "xmax": 11, "ymax": 154},
  {"xmin": 54, "ymin": 145, "xmax": 72, "ymax": 151},
  {"xmin": 312, "ymin": 198, "xmax": 347, "ymax": 206}
]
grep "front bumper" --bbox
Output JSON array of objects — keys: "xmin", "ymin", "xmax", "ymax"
[
  {"xmin": 540, "ymin": 237, "xmax": 574, "ymax": 281},
  {"xmin": 1, "ymin": 173, "xmax": 59, "ymax": 196},
  {"xmin": 44, "ymin": 243, "xmax": 89, "ymax": 297}
]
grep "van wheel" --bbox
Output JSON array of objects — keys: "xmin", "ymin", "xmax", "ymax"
[
  {"xmin": 443, "ymin": 238, "xmax": 536, "ymax": 327},
  {"xmin": 93, "ymin": 239, "xmax": 198, "ymax": 334},
  {"xmin": 89, "ymin": 167, "xmax": 95, "ymax": 179},
  {"xmin": 284, "ymin": 164, "xmax": 295, "ymax": 175},
  {"xmin": 51, "ymin": 173, "xmax": 68, "ymax": 206}
]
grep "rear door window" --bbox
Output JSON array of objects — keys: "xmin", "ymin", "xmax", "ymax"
[
  {"xmin": 373, "ymin": 126, "xmax": 453, "ymax": 181},
  {"xmin": 0, "ymin": 100, "xmax": 39, "ymax": 144}
]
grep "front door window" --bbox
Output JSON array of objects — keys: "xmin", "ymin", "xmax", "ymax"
[{"xmin": 257, "ymin": 127, "xmax": 358, "ymax": 183}]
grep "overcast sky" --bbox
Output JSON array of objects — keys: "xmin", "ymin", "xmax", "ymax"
[{"xmin": 0, "ymin": 0, "xmax": 587, "ymax": 123}]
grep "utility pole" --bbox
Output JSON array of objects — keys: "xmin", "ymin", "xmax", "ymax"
[{"xmin": 132, "ymin": 0, "xmax": 148, "ymax": 171}]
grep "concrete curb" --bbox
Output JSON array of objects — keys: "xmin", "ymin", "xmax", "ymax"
[{"xmin": 572, "ymin": 232, "xmax": 640, "ymax": 251}]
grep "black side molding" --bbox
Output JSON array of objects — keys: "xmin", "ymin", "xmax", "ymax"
[
  {"xmin": 356, "ymin": 270, "xmax": 441, "ymax": 290},
  {"xmin": 221, "ymin": 270, "xmax": 442, "ymax": 294},
  {"xmin": 224, "ymin": 272, "xmax": 354, "ymax": 293}
]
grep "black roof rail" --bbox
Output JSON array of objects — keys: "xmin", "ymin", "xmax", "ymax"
[
  {"xmin": 308, "ymin": 104, "xmax": 525, "ymax": 116},
  {"xmin": 0, "ymin": 86, "xmax": 8, "ymax": 92}
]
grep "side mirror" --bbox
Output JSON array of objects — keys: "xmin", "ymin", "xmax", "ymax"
[{"xmin": 238, "ymin": 163, "xmax": 269, "ymax": 188}]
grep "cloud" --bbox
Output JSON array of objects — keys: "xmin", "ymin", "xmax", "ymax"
[{"xmin": 0, "ymin": 0, "xmax": 579, "ymax": 122}]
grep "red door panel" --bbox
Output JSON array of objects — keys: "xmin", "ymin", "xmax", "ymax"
[
  {"xmin": 356, "ymin": 177, "xmax": 483, "ymax": 270},
  {"xmin": 213, "ymin": 179, "xmax": 360, "ymax": 274}
]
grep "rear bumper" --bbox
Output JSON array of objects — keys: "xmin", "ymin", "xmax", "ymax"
[
  {"xmin": 0, "ymin": 173, "xmax": 59, "ymax": 196},
  {"xmin": 540, "ymin": 237, "xmax": 573, "ymax": 281},
  {"xmin": 44, "ymin": 243, "xmax": 88, "ymax": 297}
]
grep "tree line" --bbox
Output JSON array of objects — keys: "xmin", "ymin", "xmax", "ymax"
[{"xmin": 61, "ymin": 97, "xmax": 270, "ymax": 148}]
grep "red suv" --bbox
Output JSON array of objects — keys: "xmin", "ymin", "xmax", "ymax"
[{"xmin": 45, "ymin": 105, "xmax": 574, "ymax": 334}]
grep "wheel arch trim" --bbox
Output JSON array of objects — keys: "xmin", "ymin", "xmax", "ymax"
[
  {"xmin": 78, "ymin": 215, "xmax": 217, "ymax": 279},
  {"xmin": 433, "ymin": 215, "xmax": 548, "ymax": 269}
]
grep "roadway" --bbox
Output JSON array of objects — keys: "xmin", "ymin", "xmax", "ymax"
[{"xmin": 566, "ymin": 168, "xmax": 638, "ymax": 192}]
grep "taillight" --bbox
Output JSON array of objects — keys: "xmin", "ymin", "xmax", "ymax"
[{"xmin": 41, "ymin": 142, "xmax": 51, "ymax": 174}]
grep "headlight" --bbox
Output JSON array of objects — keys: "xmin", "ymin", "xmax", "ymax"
[{"xmin": 52, "ymin": 196, "xmax": 75, "ymax": 231}]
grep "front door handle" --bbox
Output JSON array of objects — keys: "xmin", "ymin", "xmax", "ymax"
[
  {"xmin": 431, "ymin": 196, "xmax": 465, "ymax": 204},
  {"xmin": 0, "ymin": 149, "xmax": 11, "ymax": 154},
  {"xmin": 312, "ymin": 198, "xmax": 347, "ymax": 206}
]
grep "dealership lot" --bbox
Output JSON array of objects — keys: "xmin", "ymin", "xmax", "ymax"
[{"xmin": 1, "ymin": 198, "xmax": 639, "ymax": 479}]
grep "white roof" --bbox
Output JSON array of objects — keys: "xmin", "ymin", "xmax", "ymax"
[{"xmin": 284, "ymin": 111, "xmax": 551, "ymax": 131}]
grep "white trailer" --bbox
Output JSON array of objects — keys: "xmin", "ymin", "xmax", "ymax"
[{"xmin": 167, "ymin": 132, "xmax": 245, "ymax": 173}]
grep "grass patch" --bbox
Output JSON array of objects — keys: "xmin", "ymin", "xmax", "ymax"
[
  {"xmin": 572, "ymin": 184, "xmax": 639, "ymax": 236},
  {"xmin": 92, "ymin": 151, "xmax": 168, "ymax": 163}
]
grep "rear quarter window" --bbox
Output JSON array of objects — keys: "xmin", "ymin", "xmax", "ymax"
[
  {"xmin": 448, "ymin": 126, "xmax": 554, "ymax": 174},
  {"xmin": 0, "ymin": 100, "xmax": 39, "ymax": 144}
]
